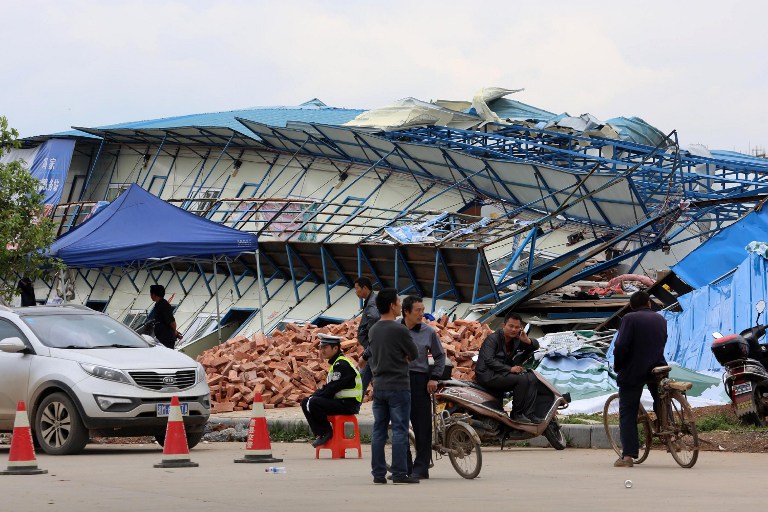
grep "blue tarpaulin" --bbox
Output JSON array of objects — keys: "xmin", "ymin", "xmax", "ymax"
[
  {"xmin": 0, "ymin": 138, "xmax": 76, "ymax": 205},
  {"xmin": 621, "ymin": 252, "xmax": 768, "ymax": 372},
  {"xmin": 49, "ymin": 184, "xmax": 257, "ymax": 268},
  {"xmin": 672, "ymin": 207, "xmax": 768, "ymax": 288},
  {"xmin": 661, "ymin": 252, "xmax": 768, "ymax": 371},
  {"xmin": 607, "ymin": 252, "xmax": 768, "ymax": 372}
]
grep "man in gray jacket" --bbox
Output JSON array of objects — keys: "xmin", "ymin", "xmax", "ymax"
[
  {"xmin": 355, "ymin": 277, "xmax": 380, "ymax": 395},
  {"xmin": 402, "ymin": 295, "xmax": 445, "ymax": 479}
]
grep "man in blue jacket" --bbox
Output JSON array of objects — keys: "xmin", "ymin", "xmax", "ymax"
[{"xmin": 613, "ymin": 290, "xmax": 668, "ymax": 467}]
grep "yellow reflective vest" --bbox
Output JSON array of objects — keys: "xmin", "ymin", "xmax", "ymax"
[{"xmin": 327, "ymin": 354, "xmax": 363, "ymax": 402}]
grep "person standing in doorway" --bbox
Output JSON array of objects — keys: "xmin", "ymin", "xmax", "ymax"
[
  {"xmin": 369, "ymin": 288, "xmax": 419, "ymax": 485},
  {"xmin": 613, "ymin": 290, "xmax": 667, "ymax": 467},
  {"xmin": 354, "ymin": 277, "xmax": 380, "ymax": 397},
  {"xmin": 149, "ymin": 285, "xmax": 182, "ymax": 349},
  {"xmin": 402, "ymin": 295, "xmax": 445, "ymax": 480}
]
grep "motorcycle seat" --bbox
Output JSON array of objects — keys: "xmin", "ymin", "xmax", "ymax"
[
  {"xmin": 441, "ymin": 378, "xmax": 489, "ymax": 392},
  {"xmin": 442, "ymin": 378, "xmax": 506, "ymax": 398}
]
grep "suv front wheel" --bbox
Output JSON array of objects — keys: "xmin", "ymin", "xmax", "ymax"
[{"xmin": 34, "ymin": 392, "xmax": 89, "ymax": 455}]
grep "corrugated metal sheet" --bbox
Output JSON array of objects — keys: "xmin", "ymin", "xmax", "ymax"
[{"xmin": 52, "ymin": 105, "xmax": 365, "ymax": 139}]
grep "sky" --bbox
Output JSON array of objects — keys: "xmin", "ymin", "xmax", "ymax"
[{"xmin": 3, "ymin": 0, "xmax": 767, "ymax": 153}]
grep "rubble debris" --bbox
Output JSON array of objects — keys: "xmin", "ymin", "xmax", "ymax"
[{"xmin": 197, "ymin": 317, "xmax": 493, "ymax": 412}]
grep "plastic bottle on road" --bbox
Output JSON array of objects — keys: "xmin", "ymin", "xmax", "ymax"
[{"xmin": 265, "ymin": 466, "xmax": 287, "ymax": 474}]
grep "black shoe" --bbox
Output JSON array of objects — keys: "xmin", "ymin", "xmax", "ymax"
[
  {"xmin": 412, "ymin": 473, "xmax": 429, "ymax": 480},
  {"xmin": 373, "ymin": 477, "xmax": 387, "ymax": 484},
  {"xmin": 511, "ymin": 413, "xmax": 533, "ymax": 423},
  {"xmin": 311, "ymin": 431, "xmax": 333, "ymax": 448},
  {"xmin": 392, "ymin": 476, "xmax": 420, "ymax": 484},
  {"xmin": 529, "ymin": 415, "xmax": 544, "ymax": 424}
]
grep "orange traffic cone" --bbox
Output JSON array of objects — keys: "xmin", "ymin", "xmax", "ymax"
[
  {"xmin": 154, "ymin": 396, "xmax": 198, "ymax": 468},
  {"xmin": 1, "ymin": 401, "xmax": 47, "ymax": 475},
  {"xmin": 234, "ymin": 393, "xmax": 283, "ymax": 464}
]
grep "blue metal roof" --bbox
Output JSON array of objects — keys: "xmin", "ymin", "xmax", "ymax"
[
  {"xmin": 52, "ymin": 103, "xmax": 365, "ymax": 139},
  {"xmin": 710, "ymin": 149, "xmax": 768, "ymax": 166}
]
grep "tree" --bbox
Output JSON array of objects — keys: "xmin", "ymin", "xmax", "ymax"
[{"xmin": 0, "ymin": 116, "xmax": 62, "ymax": 305}]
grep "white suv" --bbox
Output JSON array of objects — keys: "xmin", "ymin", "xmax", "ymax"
[{"xmin": 0, "ymin": 304, "xmax": 210, "ymax": 455}]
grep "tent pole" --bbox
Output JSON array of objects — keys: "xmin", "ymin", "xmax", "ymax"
[
  {"xmin": 214, "ymin": 256, "xmax": 221, "ymax": 343},
  {"xmin": 256, "ymin": 247, "xmax": 265, "ymax": 333}
]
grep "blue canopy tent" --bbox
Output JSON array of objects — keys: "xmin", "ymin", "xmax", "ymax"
[{"xmin": 49, "ymin": 184, "xmax": 262, "ymax": 341}]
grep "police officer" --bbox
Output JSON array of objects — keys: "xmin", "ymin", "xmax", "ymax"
[{"xmin": 301, "ymin": 333, "xmax": 363, "ymax": 448}]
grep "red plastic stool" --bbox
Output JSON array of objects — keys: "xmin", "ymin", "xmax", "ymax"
[{"xmin": 315, "ymin": 415, "xmax": 362, "ymax": 459}]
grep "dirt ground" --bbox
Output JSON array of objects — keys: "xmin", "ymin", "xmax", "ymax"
[
  {"xmin": 689, "ymin": 404, "xmax": 768, "ymax": 453},
  {"xmin": 603, "ymin": 403, "xmax": 768, "ymax": 454}
]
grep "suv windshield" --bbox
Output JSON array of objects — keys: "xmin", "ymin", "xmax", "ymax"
[{"xmin": 21, "ymin": 314, "xmax": 150, "ymax": 349}]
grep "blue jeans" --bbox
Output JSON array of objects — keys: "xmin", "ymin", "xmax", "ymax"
[{"xmin": 371, "ymin": 388, "xmax": 411, "ymax": 480}]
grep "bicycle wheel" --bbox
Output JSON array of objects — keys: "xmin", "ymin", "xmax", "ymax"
[
  {"xmin": 665, "ymin": 391, "xmax": 699, "ymax": 468},
  {"xmin": 445, "ymin": 423, "xmax": 482, "ymax": 479},
  {"xmin": 603, "ymin": 393, "xmax": 652, "ymax": 464}
]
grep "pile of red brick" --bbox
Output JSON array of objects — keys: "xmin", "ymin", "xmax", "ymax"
[{"xmin": 197, "ymin": 317, "xmax": 493, "ymax": 413}]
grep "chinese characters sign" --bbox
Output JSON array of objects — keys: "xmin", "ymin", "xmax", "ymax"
[{"xmin": 29, "ymin": 139, "xmax": 76, "ymax": 205}]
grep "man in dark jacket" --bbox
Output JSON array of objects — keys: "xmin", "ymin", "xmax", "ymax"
[
  {"xmin": 475, "ymin": 311, "xmax": 540, "ymax": 423},
  {"xmin": 301, "ymin": 334, "xmax": 362, "ymax": 448},
  {"xmin": 613, "ymin": 290, "xmax": 667, "ymax": 467},
  {"xmin": 354, "ymin": 277, "xmax": 380, "ymax": 395},
  {"xmin": 17, "ymin": 278, "xmax": 36, "ymax": 307},
  {"xmin": 149, "ymin": 285, "xmax": 181, "ymax": 349}
]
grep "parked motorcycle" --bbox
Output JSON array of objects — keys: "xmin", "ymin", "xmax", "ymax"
[
  {"xmin": 434, "ymin": 370, "xmax": 571, "ymax": 450},
  {"xmin": 711, "ymin": 299, "xmax": 768, "ymax": 426}
]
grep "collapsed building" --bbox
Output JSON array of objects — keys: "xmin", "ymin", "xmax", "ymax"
[{"xmin": 7, "ymin": 87, "xmax": 768, "ymax": 410}]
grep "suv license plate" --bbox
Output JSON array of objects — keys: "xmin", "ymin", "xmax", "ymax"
[
  {"xmin": 734, "ymin": 382, "xmax": 753, "ymax": 396},
  {"xmin": 156, "ymin": 403, "xmax": 189, "ymax": 417}
]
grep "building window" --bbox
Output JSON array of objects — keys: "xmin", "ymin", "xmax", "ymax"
[
  {"xmin": 189, "ymin": 188, "xmax": 222, "ymax": 215},
  {"xmin": 122, "ymin": 309, "xmax": 148, "ymax": 330},
  {"xmin": 182, "ymin": 313, "xmax": 219, "ymax": 341},
  {"xmin": 105, "ymin": 183, "xmax": 131, "ymax": 202}
]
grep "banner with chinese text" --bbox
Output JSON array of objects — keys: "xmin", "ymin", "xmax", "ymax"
[{"xmin": 0, "ymin": 138, "xmax": 76, "ymax": 205}]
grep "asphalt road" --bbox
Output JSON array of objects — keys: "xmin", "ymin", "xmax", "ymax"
[{"xmin": 0, "ymin": 442, "xmax": 761, "ymax": 511}]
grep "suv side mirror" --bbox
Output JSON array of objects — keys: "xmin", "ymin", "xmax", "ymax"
[
  {"xmin": 0, "ymin": 336, "xmax": 27, "ymax": 353},
  {"xmin": 141, "ymin": 334, "xmax": 158, "ymax": 345}
]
